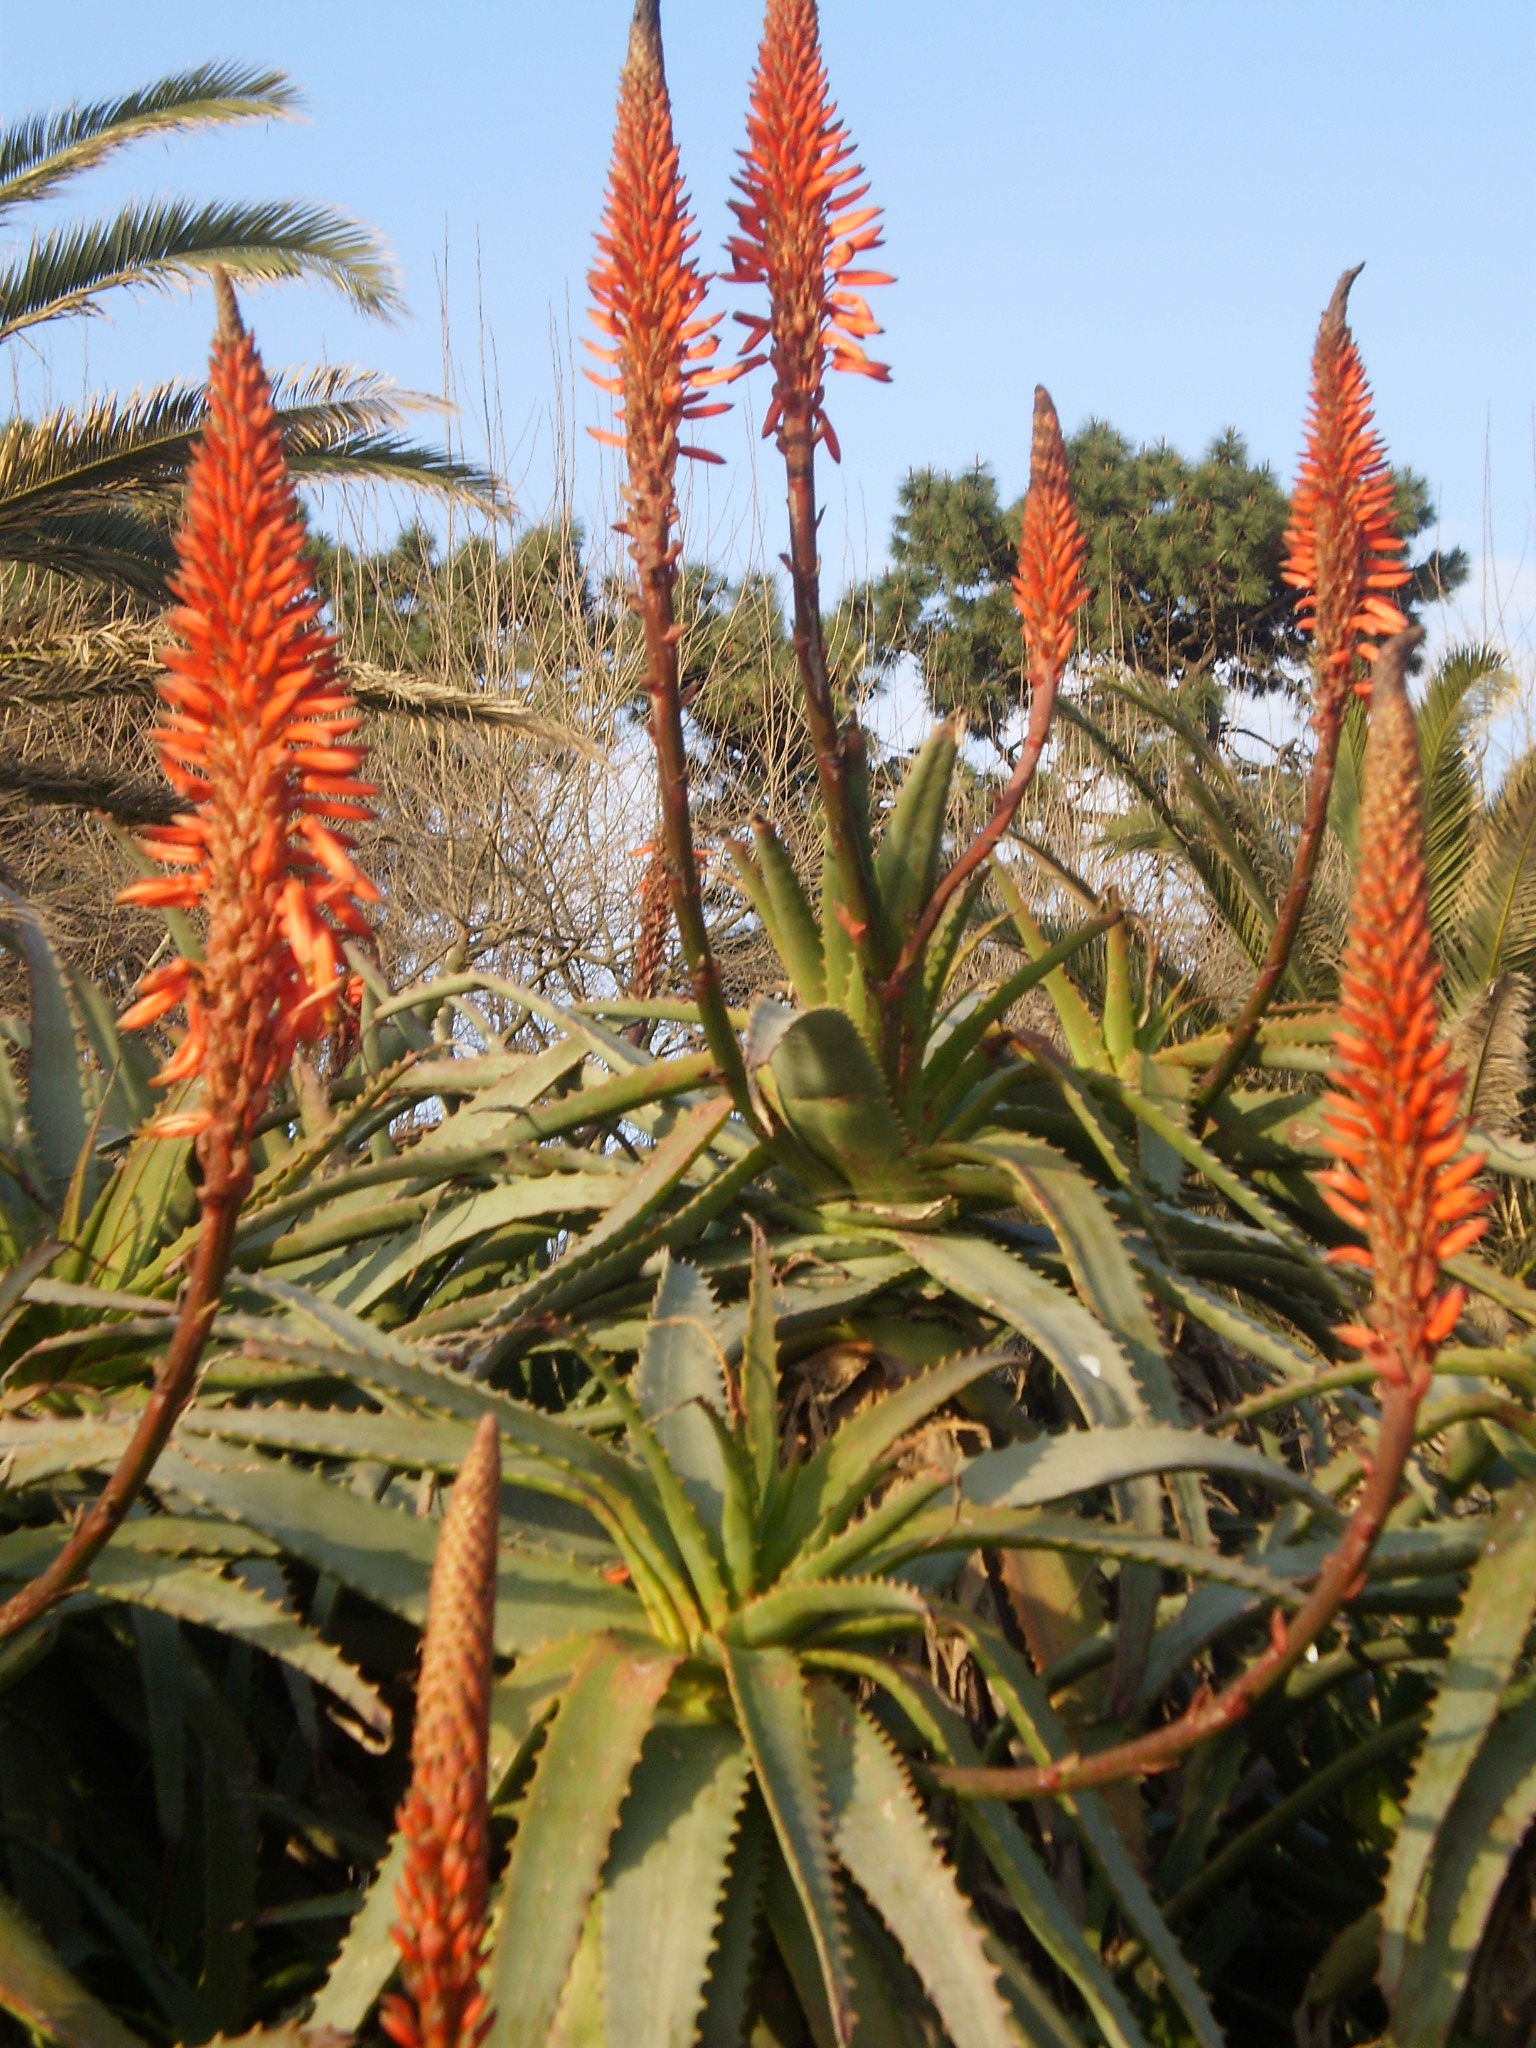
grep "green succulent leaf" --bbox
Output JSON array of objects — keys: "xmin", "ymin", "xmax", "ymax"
[
  {"xmin": 633, "ymin": 1256, "xmax": 733, "ymax": 1541},
  {"xmin": 721, "ymin": 1643, "xmax": 855, "ymax": 2044},
  {"xmin": 0, "ymin": 1883, "xmax": 149, "ymax": 2048},
  {"xmin": 810, "ymin": 1679, "xmax": 1022, "ymax": 2048},
  {"xmin": 757, "ymin": 1008, "xmax": 920, "ymax": 1201},
  {"xmin": 600, "ymin": 1720, "xmax": 753, "ymax": 2048},
  {"xmin": 486, "ymin": 1635, "xmax": 678, "ymax": 2048},
  {"xmin": 1381, "ymin": 1481, "xmax": 1536, "ymax": 2005},
  {"xmin": 1389, "ymin": 1695, "xmax": 1536, "ymax": 2048}
]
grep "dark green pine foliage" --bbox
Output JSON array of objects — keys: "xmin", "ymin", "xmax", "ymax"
[{"xmin": 865, "ymin": 425, "xmax": 1467, "ymax": 741}]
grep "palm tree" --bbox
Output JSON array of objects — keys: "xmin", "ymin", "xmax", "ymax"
[
  {"xmin": 1070, "ymin": 645, "xmax": 1536, "ymax": 1134},
  {"xmin": 0, "ymin": 60, "xmax": 491, "ymax": 592}
]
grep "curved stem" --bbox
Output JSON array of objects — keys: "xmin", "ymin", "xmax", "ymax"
[
  {"xmin": 781, "ymin": 411, "xmax": 882, "ymax": 976},
  {"xmin": 1192, "ymin": 698, "xmax": 1344, "ymax": 1119},
  {"xmin": 930, "ymin": 1377, "xmax": 1420, "ymax": 1800},
  {"xmin": 0, "ymin": 1178, "xmax": 243, "ymax": 1644},
  {"xmin": 635, "ymin": 562, "xmax": 756, "ymax": 1122}
]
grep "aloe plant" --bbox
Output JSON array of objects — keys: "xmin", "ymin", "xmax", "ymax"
[{"xmin": 3, "ymin": 4, "xmax": 1536, "ymax": 2042}]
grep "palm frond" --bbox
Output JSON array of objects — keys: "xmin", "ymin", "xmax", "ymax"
[
  {"xmin": 0, "ymin": 607, "xmax": 589, "ymax": 750},
  {"xmin": 0, "ymin": 505, "xmax": 175, "ymax": 591},
  {"xmin": 1447, "ymin": 970, "xmax": 1532, "ymax": 1136},
  {"xmin": 0, "ymin": 376, "xmax": 495, "ymax": 586},
  {"xmin": 0, "ymin": 63, "xmax": 300, "ymax": 215},
  {"xmin": 1453, "ymin": 749, "xmax": 1536, "ymax": 992},
  {"xmin": 1417, "ymin": 644, "xmax": 1514, "ymax": 962},
  {"xmin": 0, "ymin": 197, "xmax": 403, "ymax": 340},
  {"xmin": 0, "ymin": 754, "xmax": 176, "ymax": 824},
  {"xmin": 1055, "ymin": 693, "xmax": 1287, "ymax": 979}
]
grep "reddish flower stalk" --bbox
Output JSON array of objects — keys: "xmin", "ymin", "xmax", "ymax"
[
  {"xmin": 587, "ymin": 0, "xmax": 751, "ymax": 1114},
  {"xmin": 1196, "ymin": 270, "xmax": 1407, "ymax": 1116},
  {"xmin": 886, "ymin": 389, "xmax": 1086, "ymax": 1050},
  {"xmin": 932, "ymin": 633, "xmax": 1481, "ymax": 1804},
  {"xmin": 380, "ymin": 1417, "xmax": 501, "ymax": 2048},
  {"xmin": 728, "ymin": 0, "xmax": 890, "ymax": 984},
  {"xmin": 0, "ymin": 275, "xmax": 377, "ymax": 1646}
]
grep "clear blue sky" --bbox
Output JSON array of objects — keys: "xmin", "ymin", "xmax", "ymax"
[{"xmin": 7, "ymin": 3, "xmax": 1535, "ymax": 647}]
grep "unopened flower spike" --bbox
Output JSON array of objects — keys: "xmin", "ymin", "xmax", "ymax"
[
  {"xmin": 381, "ymin": 1416, "xmax": 500, "ymax": 2048},
  {"xmin": 118, "ymin": 271, "xmax": 378, "ymax": 1183},
  {"xmin": 728, "ymin": 0, "xmax": 893, "ymax": 460},
  {"xmin": 1013, "ymin": 386, "xmax": 1089, "ymax": 690},
  {"xmin": 1317, "ymin": 629, "xmax": 1488, "ymax": 1389},
  {"xmin": 586, "ymin": 0, "xmax": 736, "ymax": 566},
  {"xmin": 1282, "ymin": 266, "xmax": 1410, "ymax": 707}
]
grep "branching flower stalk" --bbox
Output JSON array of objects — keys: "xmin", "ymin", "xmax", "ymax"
[
  {"xmin": 380, "ymin": 1416, "xmax": 501, "ymax": 2048},
  {"xmin": 885, "ymin": 387, "xmax": 1086, "ymax": 1061},
  {"xmin": 728, "ymin": 0, "xmax": 892, "ymax": 979},
  {"xmin": 588, "ymin": 0, "xmax": 751, "ymax": 1113},
  {"xmin": 1196, "ymin": 267, "xmax": 1409, "ymax": 1115},
  {"xmin": 933, "ymin": 631, "xmax": 1485, "ymax": 1801},
  {"xmin": 0, "ymin": 273, "xmax": 377, "ymax": 1644}
]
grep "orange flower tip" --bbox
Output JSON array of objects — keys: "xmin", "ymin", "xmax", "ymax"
[
  {"xmin": 1436, "ymin": 1218, "xmax": 1487, "ymax": 1261},
  {"xmin": 145, "ymin": 1110, "xmax": 212, "ymax": 1141},
  {"xmin": 1326, "ymin": 1243, "xmax": 1374, "ymax": 1271},
  {"xmin": 1422, "ymin": 1289, "xmax": 1466, "ymax": 1346},
  {"xmin": 1334, "ymin": 1320, "xmax": 1375, "ymax": 1353}
]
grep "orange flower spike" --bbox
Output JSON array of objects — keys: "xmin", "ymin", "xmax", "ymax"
[
  {"xmin": 586, "ymin": 0, "xmax": 733, "ymax": 573},
  {"xmin": 118, "ymin": 274, "xmax": 377, "ymax": 1186},
  {"xmin": 1013, "ymin": 387, "xmax": 1089, "ymax": 689},
  {"xmin": 728, "ymin": 0, "xmax": 892, "ymax": 460},
  {"xmin": 1317, "ymin": 633, "xmax": 1487, "ymax": 1391},
  {"xmin": 1282, "ymin": 267, "xmax": 1410, "ymax": 708},
  {"xmin": 380, "ymin": 1417, "xmax": 501, "ymax": 2048}
]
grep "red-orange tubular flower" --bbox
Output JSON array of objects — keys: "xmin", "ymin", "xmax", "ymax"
[
  {"xmin": 1282, "ymin": 267, "xmax": 1409, "ymax": 707},
  {"xmin": 118, "ymin": 274, "xmax": 377, "ymax": 1181},
  {"xmin": 1013, "ymin": 386, "xmax": 1089, "ymax": 690},
  {"xmin": 1318, "ymin": 634, "xmax": 1487, "ymax": 1389},
  {"xmin": 586, "ymin": 0, "xmax": 734, "ymax": 567},
  {"xmin": 380, "ymin": 1416, "xmax": 501, "ymax": 2048},
  {"xmin": 727, "ymin": 0, "xmax": 892, "ymax": 459}
]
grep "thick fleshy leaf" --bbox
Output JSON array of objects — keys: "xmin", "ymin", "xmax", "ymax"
[
  {"xmin": 886, "ymin": 1232, "xmax": 1141, "ymax": 1430},
  {"xmin": 830, "ymin": 1653, "xmax": 1148, "ymax": 2048},
  {"xmin": 720, "ymin": 1644, "xmax": 854, "ymax": 2044},
  {"xmin": 958, "ymin": 1424, "xmax": 1326, "ymax": 1514},
  {"xmin": 600, "ymin": 1721, "xmax": 752, "ymax": 2048},
  {"xmin": 756, "ymin": 1008, "xmax": 920, "ymax": 1201},
  {"xmin": 486, "ymin": 1636, "xmax": 677, "ymax": 2048},
  {"xmin": 0, "ymin": 1883, "xmax": 149, "ymax": 2048},
  {"xmin": 952, "ymin": 1613, "xmax": 1225, "ymax": 2048},
  {"xmin": 810, "ymin": 1681, "xmax": 1020, "ymax": 2048},
  {"xmin": 1381, "ymin": 1481, "xmax": 1536, "ymax": 2002},
  {"xmin": 154, "ymin": 1441, "xmax": 638, "ymax": 1652},
  {"xmin": 0, "ymin": 890, "xmax": 92, "ymax": 1211},
  {"xmin": 873, "ymin": 720, "xmax": 960, "ymax": 935},
  {"xmin": 1390, "ymin": 1696, "xmax": 1536, "ymax": 2048},
  {"xmin": 633, "ymin": 1256, "xmax": 732, "ymax": 1538}
]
